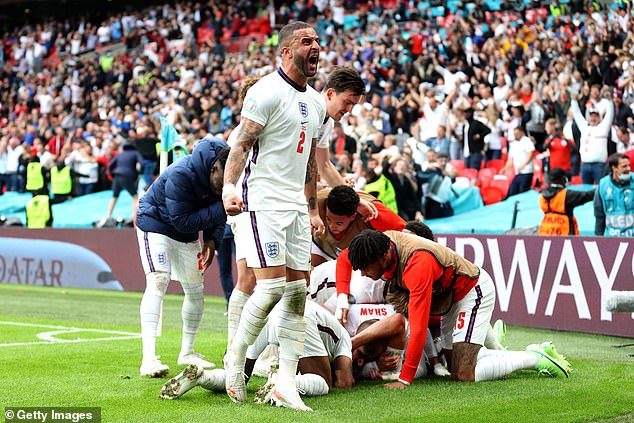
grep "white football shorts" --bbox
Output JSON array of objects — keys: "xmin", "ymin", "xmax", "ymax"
[
  {"xmin": 439, "ymin": 268, "xmax": 495, "ymax": 351},
  {"xmin": 233, "ymin": 210, "xmax": 311, "ymax": 271},
  {"xmin": 135, "ymin": 227, "xmax": 203, "ymax": 283}
]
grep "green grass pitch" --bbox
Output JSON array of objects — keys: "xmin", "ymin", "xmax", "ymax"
[{"xmin": 1, "ymin": 284, "xmax": 633, "ymax": 422}]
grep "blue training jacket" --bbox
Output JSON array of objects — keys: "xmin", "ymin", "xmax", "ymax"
[
  {"xmin": 136, "ymin": 137, "xmax": 228, "ymax": 245},
  {"xmin": 109, "ymin": 142, "xmax": 144, "ymax": 179}
]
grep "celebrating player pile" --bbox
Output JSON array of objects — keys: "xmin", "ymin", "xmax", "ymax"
[{"xmin": 152, "ymin": 19, "xmax": 573, "ymax": 413}]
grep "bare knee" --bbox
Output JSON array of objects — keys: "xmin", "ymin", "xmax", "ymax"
[
  {"xmin": 146, "ymin": 271, "xmax": 169, "ymax": 293},
  {"xmin": 450, "ymin": 342, "xmax": 480, "ymax": 382},
  {"xmin": 451, "ymin": 368, "xmax": 475, "ymax": 382},
  {"xmin": 334, "ymin": 374, "xmax": 354, "ymax": 389},
  {"xmin": 236, "ymin": 266, "xmax": 256, "ymax": 294}
]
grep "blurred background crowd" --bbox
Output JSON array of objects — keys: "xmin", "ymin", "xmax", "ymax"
[{"xmin": 1, "ymin": 0, "xmax": 633, "ymax": 222}]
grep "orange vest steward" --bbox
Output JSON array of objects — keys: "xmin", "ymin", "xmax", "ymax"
[{"xmin": 538, "ymin": 189, "xmax": 578, "ymax": 235}]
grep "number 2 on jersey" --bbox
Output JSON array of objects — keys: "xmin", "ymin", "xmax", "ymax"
[{"xmin": 297, "ymin": 130, "xmax": 305, "ymax": 153}]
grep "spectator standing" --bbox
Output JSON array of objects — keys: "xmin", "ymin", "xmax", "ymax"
[
  {"xmin": 500, "ymin": 126, "xmax": 536, "ymax": 197},
  {"xmin": 104, "ymin": 140, "xmax": 143, "ymax": 222},
  {"xmin": 461, "ymin": 107, "xmax": 491, "ymax": 170},
  {"xmin": 382, "ymin": 156, "xmax": 423, "ymax": 222},
  {"xmin": 571, "ymin": 92, "xmax": 614, "ymax": 185},
  {"xmin": 594, "ymin": 153, "xmax": 634, "ymax": 237},
  {"xmin": 543, "ymin": 118, "xmax": 576, "ymax": 179},
  {"xmin": 6, "ymin": 137, "xmax": 23, "ymax": 192},
  {"xmin": 135, "ymin": 128, "xmax": 160, "ymax": 190},
  {"xmin": 329, "ymin": 121, "xmax": 356, "ymax": 157},
  {"xmin": 67, "ymin": 143, "xmax": 98, "ymax": 196},
  {"xmin": 0, "ymin": 139, "xmax": 8, "ymax": 194}
]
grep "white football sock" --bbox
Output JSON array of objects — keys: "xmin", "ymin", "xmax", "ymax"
[
  {"xmin": 227, "ymin": 289, "xmax": 250, "ymax": 351},
  {"xmin": 484, "ymin": 324, "xmax": 504, "ymax": 350},
  {"xmin": 231, "ymin": 277, "xmax": 285, "ymax": 367},
  {"xmin": 424, "ymin": 328, "xmax": 438, "ymax": 358},
  {"xmin": 140, "ymin": 271, "xmax": 169, "ymax": 361},
  {"xmin": 180, "ymin": 281, "xmax": 204, "ymax": 356},
  {"xmin": 296, "ymin": 373, "xmax": 329, "ymax": 396},
  {"xmin": 276, "ymin": 279, "xmax": 307, "ymax": 388},
  {"xmin": 198, "ymin": 369, "xmax": 226, "ymax": 391},
  {"xmin": 474, "ymin": 348, "xmax": 538, "ymax": 382},
  {"xmin": 414, "ymin": 360, "xmax": 428, "ymax": 379}
]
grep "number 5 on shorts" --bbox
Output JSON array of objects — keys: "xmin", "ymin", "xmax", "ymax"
[{"xmin": 455, "ymin": 311, "xmax": 466, "ymax": 330}]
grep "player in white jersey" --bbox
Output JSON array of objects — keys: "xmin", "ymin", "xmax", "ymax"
[
  {"xmin": 221, "ymin": 21, "xmax": 325, "ymax": 412},
  {"xmin": 308, "ymin": 259, "xmax": 386, "ymax": 313},
  {"xmin": 159, "ymin": 300, "xmax": 353, "ymax": 401},
  {"xmin": 223, "ymin": 68, "xmax": 371, "ymax": 381},
  {"xmin": 314, "ymin": 67, "xmax": 367, "ymax": 188}
]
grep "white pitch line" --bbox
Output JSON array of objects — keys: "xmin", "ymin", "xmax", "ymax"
[{"xmin": 0, "ymin": 321, "xmax": 140, "ymax": 347}]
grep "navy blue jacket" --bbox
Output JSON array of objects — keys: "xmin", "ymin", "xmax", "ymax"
[
  {"xmin": 109, "ymin": 143, "xmax": 144, "ymax": 179},
  {"xmin": 136, "ymin": 138, "xmax": 228, "ymax": 245}
]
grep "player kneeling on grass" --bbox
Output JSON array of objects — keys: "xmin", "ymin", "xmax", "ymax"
[
  {"xmin": 160, "ymin": 300, "xmax": 353, "ymax": 402},
  {"xmin": 346, "ymin": 230, "xmax": 573, "ymax": 388},
  {"xmin": 136, "ymin": 137, "xmax": 230, "ymax": 378}
]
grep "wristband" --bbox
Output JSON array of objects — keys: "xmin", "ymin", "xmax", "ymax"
[
  {"xmin": 336, "ymin": 293, "xmax": 350, "ymax": 310},
  {"xmin": 222, "ymin": 183, "xmax": 236, "ymax": 198},
  {"xmin": 397, "ymin": 378, "xmax": 411, "ymax": 386}
]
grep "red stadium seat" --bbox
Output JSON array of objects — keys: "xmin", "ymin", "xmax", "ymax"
[
  {"xmin": 259, "ymin": 17, "xmax": 271, "ymax": 34},
  {"xmin": 501, "ymin": 166, "xmax": 516, "ymax": 179},
  {"xmin": 450, "ymin": 160, "xmax": 465, "ymax": 172},
  {"xmin": 480, "ymin": 186, "xmax": 506, "ymax": 205},
  {"xmin": 570, "ymin": 175, "xmax": 582, "ymax": 185},
  {"xmin": 477, "ymin": 168, "xmax": 496, "ymax": 188},
  {"xmin": 458, "ymin": 168, "xmax": 478, "ymax": 181},
  {"xmin": 490, "ymin": 175, "xmax": 511, "ymax": 197},
  {"xmin": 485, "ymin": 159, "xmax": 505, "ymax": 172}
]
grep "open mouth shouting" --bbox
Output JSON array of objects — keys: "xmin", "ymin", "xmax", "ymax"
[{"xmin": 307, "ymin": 51, "xmax": 320, "ymax": 75}]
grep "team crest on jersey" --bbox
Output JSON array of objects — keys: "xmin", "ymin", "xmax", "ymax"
[
  {"xmin": 157, "ymin": 253, "xmax": 166, "ymax": 265},
  {"xmin": 298, "ymin": 101, "xmax": 308, "ymax": 118},
  {"xmin": 265, "ymin": 242, "xmax": 279, "ymax": 258}
]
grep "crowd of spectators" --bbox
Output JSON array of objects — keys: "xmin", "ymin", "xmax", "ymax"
[{"xmin": 1, "ymin": 0, "xmax": 633, "ymax": 222}]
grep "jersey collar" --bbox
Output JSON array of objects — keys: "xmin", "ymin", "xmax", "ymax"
[{"xmin": 277, "ymin": 68, "xmax": 307, "ymax": 93}]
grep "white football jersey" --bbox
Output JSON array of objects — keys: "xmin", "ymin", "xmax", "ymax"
[
  {"xmin": 309, "ymin": 260, "xmax": 387, "ymax": 313},
  {"xmin": 305, "ymin": 300, "xmax": 352, "ymax": 361},
  {"xmin": 344, "ymin": 303, "xmax": 396, "ymax": 337},
  {"xmin": 236, "ymin": 69, "xmax": 326, "ymax": 211},
  {"xmin": 316, "ymin": 117, "xmax": 334, "ymax": 149}
]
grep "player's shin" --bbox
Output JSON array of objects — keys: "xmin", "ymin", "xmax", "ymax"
[
  {"xmin": 277, "ymin": 279, "xmax": 307, "ymax": 387},
  {"xmin": 198, "ymin": 369, "xmax": 226, "ymax": 391},
  {"xmin": 140, "ymin": 271, "xmax": 170, "ymax": 360},
  {"xmin": 474, "ymin": 348, "xmax": 538, "ymax": 381},
  {"xmin": 231, "ymin": 277, "xmax": 285, "ymax": 361},
  {"xmin": 227, "ymin": 289, "xmax": 251, "ymax": 350},
  {"xmin": 180, "ymin": 281, "xmax": 204, "ymax": 356}
]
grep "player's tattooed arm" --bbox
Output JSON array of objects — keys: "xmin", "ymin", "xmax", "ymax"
[
  {"xmin": 223, "ymin": 117, "xmax": 263, "ymax": 186},
  {"xmin": 306, "ymin": 137, "xmax": 324, "ymax": 237},
  {"xmin": 305, "ymin": 137, "xmax": 318, "ymax": 210}
]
